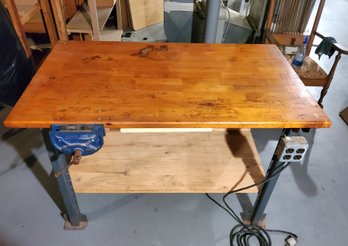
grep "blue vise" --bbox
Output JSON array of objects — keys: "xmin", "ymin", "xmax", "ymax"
[{"xmin": 49, "ymin": 124, "xmax": 105, "ymax": 156}]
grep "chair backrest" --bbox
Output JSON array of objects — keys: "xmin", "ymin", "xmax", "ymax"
[
  {"xmin": 266, "ymin": 0, "xmax": 315, "ymax": 34},
  {"xmin": 265, "ymin": 0, "xmax": 326, "ymax": 55}
]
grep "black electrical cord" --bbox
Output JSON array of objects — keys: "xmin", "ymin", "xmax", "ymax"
[{"xmin": 206, "ymin": 162, "xmax": 298, "ymax": 246}]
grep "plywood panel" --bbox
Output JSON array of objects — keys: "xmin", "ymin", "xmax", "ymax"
[
  {"xmin": 23, "ymin": 11, "xmax": 45, "ymax": 33},
  {"xmin": 62, "ymin": 0, "xmax": 77, "ymax": 20},
  {"xmin": 4, "ymin": 42, "xmax": 331, "ymax": 129},
  {"xmin": 128, "ymin": 0, "xmax": 163, "ymax": 30},
  {"xmin": 70, "ymin": 129, "xmax": 265, "ymax": 193},
  {"xmin": 16, "ymin": 3, "xmax": 40, "ymax": 24}
]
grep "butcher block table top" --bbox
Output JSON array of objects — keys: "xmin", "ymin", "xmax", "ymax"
[{"xmin": 4, "ymin": 41, "xmax": 331, "ymax": 129}]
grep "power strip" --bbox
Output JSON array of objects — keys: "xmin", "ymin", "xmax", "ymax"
[{"xmin": 275, "ymin": 136, "xmax": 309, "ymax": 162}]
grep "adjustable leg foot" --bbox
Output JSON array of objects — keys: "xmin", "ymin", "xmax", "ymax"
[
  {"xmin": 242, "ymin": 214, "xmax": 266, "ymax": 229},
  {"xmin": 63, "ymin": 214, "xmax": 88, "ymax": 230}
]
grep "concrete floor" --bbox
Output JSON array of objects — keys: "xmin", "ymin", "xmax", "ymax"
[{"xmin": 1, "ymin": 0, "xmax": 348, "ymax": 245}]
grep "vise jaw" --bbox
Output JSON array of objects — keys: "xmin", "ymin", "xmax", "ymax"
[{"xmin": 49, "ymin": 124, "xmax": 105, "ymax": 156}]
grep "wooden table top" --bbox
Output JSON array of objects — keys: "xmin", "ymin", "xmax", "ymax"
[{"xmin": 4, "ymin": 41, "xmax": 331, "ymax": 129}]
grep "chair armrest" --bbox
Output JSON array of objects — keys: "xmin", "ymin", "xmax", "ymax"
[{"xmin": 315, "ymin": 31, "xmax": 348, "ymax": 55}]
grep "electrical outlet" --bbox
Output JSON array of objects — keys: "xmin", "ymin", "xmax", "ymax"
[{"xmin": 275, "ymin": 136, "xmax": 309, "ymax": 162}]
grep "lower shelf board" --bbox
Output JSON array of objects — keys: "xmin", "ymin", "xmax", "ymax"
[{"xmin": 69, "ymin": 129, "xmax": 265, "ymax": 193}]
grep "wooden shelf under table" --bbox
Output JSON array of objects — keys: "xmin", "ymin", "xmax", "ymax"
[{"xmin": 69, "ymin": 129, "xmax": 265, "ymax": 194}]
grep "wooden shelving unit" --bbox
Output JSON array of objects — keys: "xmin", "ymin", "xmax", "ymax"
[{"xmin": 65, "ymin": 0, "xmax": 122, "ymax": 41}]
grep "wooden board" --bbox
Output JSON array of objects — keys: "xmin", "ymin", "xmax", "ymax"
[
  {"xmin": 100, "ymin": 29, "xmax": 123, "ymax": 41},
  {"xmin": 69, "ymin": 129, "xmax": 264, "ymax": 193},
  {"xmin": 62, "ymin": 0, "xmax": 77, "ymax": 20},
  {"xmin": 128, "ymin": 0, "xmax": 163, "ymax": 30},
  {"xmin": 14, "ymin": 0, "xmax": 37, "ymax": 4},
  {"xmin": 116, "ymin": 0, "xmax": 123, "ymax": 29},
  {"xmin": 4, "ymin": 0, "xmax": 32, "ymax": 59},
  {"xmin": 23, "ymin": 11, "xmax": 45, "ymax": 33},
  {"xmin": 66, "ymin": 4, "xmax": 92, "ymax": 34},
  {"xmin": 39, "ymin": 0, "xmax": 58, "ymax": 46},
  {"xmin": 4, "ymin": 42, "xmax": 331, "ymax": 129},
  {"xmin": 16, "ymin": 3, "xmax": 40, "ymax": 24},
  {"xmin": 96, "ymin": 0, "xmax": 116, "ymax": 7},
  {"xmin": 51, "ymin": 0, "xmax": 68, "ymax": 40}
]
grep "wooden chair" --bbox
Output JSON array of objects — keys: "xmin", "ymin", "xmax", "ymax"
[{"xmin": 264, "ymin": 0, "xmax": 348, "ymax": 107}]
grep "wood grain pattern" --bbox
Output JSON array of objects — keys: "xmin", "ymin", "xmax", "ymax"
[
  {"xmin": 96, "ymin": 0, "xmax": 115, "ymax": 7},
  {"xmin": 39, "ymin": 0, "xmax": 58, "ymax": 47},
  {"xmin": 4, "ymin": 41, "xmax": 331, "ymax": 129},
  {"xmin": 16, "ymin": 3, "xmax": 40, "ymax": 24},
  {"xmin": 4, "ymin": 0, "xmax": 33, "ymax": 59},
  {"xmin": 66, "ymin": 2, "xmax": 116, "ymax": 35},
  {"xmin": 69, "ymin": 129, "xmax": 264, "ymax": 193},
  {"xmin": 128, "ymin": 0, "xmax": 163, "ymax": 30},
  {"xmin": 23, "ymin": 11, "xmax": 45, "ymax": 33},
  {"xmin": 62, "ymin": 0, "xmax": 77, "ymax": 20},
  {"xmin": 51, "ymin": 0, "xmax": 68, "ymax": 40},
  {"xmin": 270, "ymin": 33, "xmax": 306, "ymax": 47}
]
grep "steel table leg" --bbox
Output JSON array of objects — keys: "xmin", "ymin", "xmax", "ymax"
[
  {"xmin": 250, "ymin": 130, "xmax": 290, "ymax": 225},
  {"xmin": 42, "ymin": 129, "xmax": 87, "ymax": 230},
  {"xmin": 250, "ymin": 159, "xmax": 285, "ymax": 225}
]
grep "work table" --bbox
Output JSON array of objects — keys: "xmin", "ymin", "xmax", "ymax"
[
  {"xmin": 4, "ymin": 41, "xmax": 330, "ymax": 129},
  {"xmin": 4, "ymin": 41, "xmax": 330, "ymax": 230}
]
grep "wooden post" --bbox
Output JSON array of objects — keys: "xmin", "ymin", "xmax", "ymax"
[
  {"xmin": 4, "ymin": 0, "xmax": 32, "ymax": 59},
  {"xmin": 51, "ymin": 0, "xmax": 68, "ymax": 40},
  {"xmin": 39, "ymin": 0, "xmax": 58, "ymax": 46},
  {"xmin": 87, "ymin": 0, "xmax": 100, "ymax": 40},
  {"xmin": 116, "ymin": 0, "xmax": 122, "ymax": 30},
  {"xmin": 265, "ymin": 0, "xmax": 276, "ymax": 32},
  {"xmin": 306, "ymin": 0, "xmax": 325, "ymax": 56}
]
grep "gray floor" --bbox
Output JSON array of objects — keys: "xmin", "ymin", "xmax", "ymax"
[{"xmin": 1, "ymin": 0, "xmax": 348, "ymax": 245}]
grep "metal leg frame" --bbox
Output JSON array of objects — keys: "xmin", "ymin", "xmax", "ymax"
[
  {"xmin": 250, "ymin": 159, "xmax": 285, "ymax": 225},
  {"xmin": 250, "ymin": 130, "xmax": 290, "ymax": 225},
  {"xmin": 42, "ymin": 129, "xmax": 87, "ymax": 230}
]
